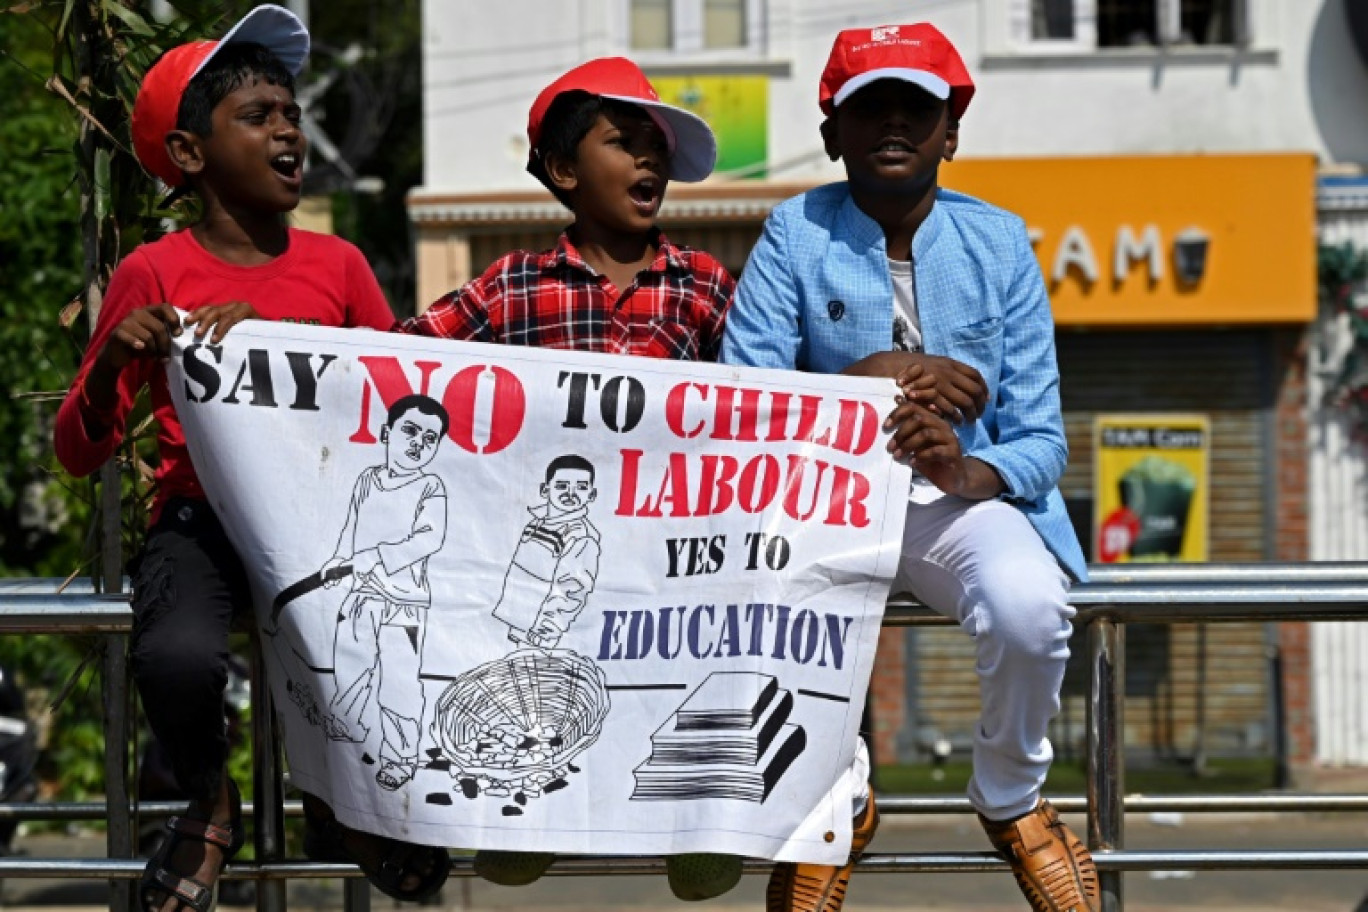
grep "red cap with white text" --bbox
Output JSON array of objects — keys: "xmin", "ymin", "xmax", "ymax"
[{"xmin": 819, "ymin": 23, "xmax": 975, "ymax": 120}]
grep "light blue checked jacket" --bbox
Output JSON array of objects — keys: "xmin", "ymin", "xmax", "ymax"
[{"xmin": 721, "ymin": 182, "xmax": 1087, "ymax": 581}]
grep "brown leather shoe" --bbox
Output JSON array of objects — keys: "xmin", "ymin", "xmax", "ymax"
[
  {"xmin": 980, "ymin": 799, "xmax": 1098, "ymax": 912},
  {"xmin": 766, "ymin": 793, "xmax": 879, "ymax": 912}
]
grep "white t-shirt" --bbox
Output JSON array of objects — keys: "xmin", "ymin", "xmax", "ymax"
[
  {"xmin": 888, "ymin": 257, "xmax": 923, "ymax": 354},
  {"xmin": 888, "ymin": 257, "xmax": 943, "ymax": 505}
]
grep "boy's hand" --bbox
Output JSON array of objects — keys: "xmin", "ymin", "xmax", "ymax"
[
  {"xmin": 844, "ymin": 352, "xmax": 987, "ymax": 424},
  {"xmin": 96, "ymin": 304, "xmax": 183, "ymax": 371},
  {"xmin": 896, "ymin": 358, "xmax": 987, "ymax": 424},
  {"xmin": 184, "ymin": 302, "xmax": 260, "ymax": 344},
  {"xmin": 320, "ymin": 557, "xmax": 349, "ymax": 588},
  {"xmin": 887, "ymin": 401, "xmax": 970, "ymax": 495}
]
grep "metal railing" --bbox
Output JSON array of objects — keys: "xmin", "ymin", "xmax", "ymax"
[{"xmin": 2, "ymin": 564, "xmax": 1368, "ymax": 912}]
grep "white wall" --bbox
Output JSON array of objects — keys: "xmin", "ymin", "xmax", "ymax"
[
  {"xmin": 421, "ymin": 0, "xmax": 614, "ymax": 193},
  {"xmin": 421, "ymin": 0, "xmax": 1368, "ymax": 195},
  {"xmin": 1310, "ymin": 194, "xmax": 1368, "ymax": 765}
]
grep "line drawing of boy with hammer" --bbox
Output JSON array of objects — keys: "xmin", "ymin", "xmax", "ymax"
[{"xmin": 320, "ymin": 393, "xmax": 450, "ymax": 792}]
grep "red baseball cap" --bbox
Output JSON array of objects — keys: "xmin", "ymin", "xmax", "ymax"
[
  {"xmin": 819, "ymin": 23, "xmax": 975, "ymax": 121},
  {"xmin": 131, "ymin": 4, "xmax": 310, "ymax": 187},
  {"xmin": 527, "ymin": 57, "xmax": 718, "ymax": 183}
]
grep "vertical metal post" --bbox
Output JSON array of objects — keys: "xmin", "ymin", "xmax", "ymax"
[
  {"xmin": 100, "ymin": 463, "xmax": 134, "ymax": 912},
  {"xmin": 344, "ymin": 876, "xmax": 372, "ymax": 912},
  {"xmin": 103, "ymin": 629, "xmax": 134, "ymax": 912},
  {"xmin": 1268, "ymin": 638, "xmax": 1290, "ymax": 789},
  {"xmin": 250, "ymin": 643, "xmax": 288, "ymax": 912},
  {"xmin": 1087, "ymin": 617, "xmax": 1125, "ymax": 912}
]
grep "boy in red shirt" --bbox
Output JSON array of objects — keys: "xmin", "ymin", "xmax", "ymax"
[
  {"xmin": 53, "ymin": 6, "xmax": 447, "ymax": 909},
  {"xmin": 403, "ymin": 58, "xmax": 736, "ymax": 900}
]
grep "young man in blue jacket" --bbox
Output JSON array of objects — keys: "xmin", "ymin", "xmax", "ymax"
[{"xmin": 721, "ymin": 22, "xmax": 1095, "ymax": 912}]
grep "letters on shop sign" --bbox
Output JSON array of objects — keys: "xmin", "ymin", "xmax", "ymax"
[{"xmin": 1029, "ymin": 223, "xmax": 1206, "ymax": 287}]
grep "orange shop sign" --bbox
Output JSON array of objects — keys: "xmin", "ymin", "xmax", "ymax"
[{"xmin": 941, "ymin": 154, "xmax": 1317, "ymax": 326}]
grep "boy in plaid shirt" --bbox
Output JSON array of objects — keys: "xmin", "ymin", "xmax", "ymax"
[
  {"xmin": 404, "ymin": 57, "xmax": 731, "ymax": 361},
  {"xmin": 402, "ymin": 57, "xmax": 737, "ymax": 901}
]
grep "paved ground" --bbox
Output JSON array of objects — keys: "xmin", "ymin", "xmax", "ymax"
[{"xmin": 1, "ymin": 811, "xmax": 1365, "ymax": 910}]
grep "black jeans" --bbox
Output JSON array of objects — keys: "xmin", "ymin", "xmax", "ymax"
[{"xmin": 129, "ymin": 497, "xmax": 250, "ymax": 803}]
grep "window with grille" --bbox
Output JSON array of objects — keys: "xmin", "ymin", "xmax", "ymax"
[
  {"xmin": 628, "ymin": 0, "xmax": 759, "ymax": 53},
  {"xmin": 1012, "ymin": 0, "xmax": 1246, "ymax": 51},
  {"xmin": 631, "ymin": 0, "xmax": 673, "ymax": 50}
]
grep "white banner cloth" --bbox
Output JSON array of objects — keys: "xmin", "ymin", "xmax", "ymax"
[{"xmin": 167, "ymin": 319, "xmax": 909, "ymax": 863}]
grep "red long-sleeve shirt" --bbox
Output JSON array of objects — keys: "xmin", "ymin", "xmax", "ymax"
[{"xmin": 54, "ymin": 227, "xmax": 396, "ymax": 524}]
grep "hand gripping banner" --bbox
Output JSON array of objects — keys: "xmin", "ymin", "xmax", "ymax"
[{"xmin": 167, "ymin": 319, "xmax": 909, "ymax": 863}]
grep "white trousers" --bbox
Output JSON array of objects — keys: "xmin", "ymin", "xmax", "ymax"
[{"xmin": 886, "ymin": 495, "xmax": 1074, "ymax": 822}]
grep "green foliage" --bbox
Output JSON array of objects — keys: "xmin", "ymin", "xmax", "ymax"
[
  {"xmin": 309, "ymin": 0, "xmax": 422, "ymax": 314},
  {"xmin": 0, "ymin": 0, "xmax": 249, "ymax": 802},
  {"xmin": 1317, "ymin": 242, "xmax": 1368, "ymax": 437},
  {"xmin": 0, "ymin": 0, "xmax": 423, "ymax": 808},
  {"xmin": 0, "ymin": 10, "xmax": 87, "ymax": 576}
]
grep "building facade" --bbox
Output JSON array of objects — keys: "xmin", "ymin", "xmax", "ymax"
[{"xmin": 412, "ymin": 0, "xmax": 1368, "ymax": 777}]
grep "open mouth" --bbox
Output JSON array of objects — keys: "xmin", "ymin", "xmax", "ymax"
[
  {"xmin": 628, "ymin": 178, "xmax": 661, "ymax": 212},
  {"xmin": 270, "ymin": 152, "xmax": 302, "ymax": 181},
  {"xmin": 874, "ymin": 138, "xmax": 915, "ymax": 155}
]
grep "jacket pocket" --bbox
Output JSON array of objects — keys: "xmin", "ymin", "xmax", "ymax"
[{"xmin": 950, "ymin": 315, "xmax": 1003, "ymax": 343}]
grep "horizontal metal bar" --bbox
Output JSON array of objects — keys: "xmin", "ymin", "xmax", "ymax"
[
  {"xmin": 0, "ymin": 800, "xmax": 307, "ymax": 821},
  {"xmin": 1083, "ymin": 563, "xmax": 1368, "ymax": 584},
  {"xmin": 0, "ymin": 858, "xmax": 374, "ymax": 882},
  {"xmin": 3, "ymin": 849, "xmax": 1367, "ymax": 881},
  {"xmin": 884, "ymin": 605, "xmax": 1368, "ymax": 625},
  {"xmin": 890, "ymin": 581, "xmax": 1368, "ymax": 609},
  {"xmin": 1072, "ymin": 604, "xmax": 1368, "ymax": 623},
  {"xmin": 887, "ymin": 581, "xmax": 1368, "ymax": 625},
  {"xmin": 1069, "ymin": 582, "xmax": 1368, "ymax": 607},
  {"xmin": 7, "ymin": 565, "xmax": 1364, "ymax": 595},
  {"xmin": 0, "ymin": 579, "xmax": 104, "ymax": 594},
  {"xmin": 9, "ymin": 577, "xmax": 1368, "ymax": 633},
  {"xmin": 1092, "ymin": 850, "xmax": 1368, "ymax": 871},
  {"xmin": 877, "ymin": 793, "xmax": 1368, "ymax": 813},
  {"xmin": 7, "ymin": 793, "xmax": 1364, "ymax": 823},
  {"xmin": 0, "ymin": 594, "xmax": 132, "ymax": 633}
]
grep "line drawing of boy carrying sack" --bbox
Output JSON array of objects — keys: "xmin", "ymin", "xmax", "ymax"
[
  {"xmin": 321, "ymin": 394, "xmax": 450, "ymax": 792},
  {"xmin": 493, "ymin": 455, "xmax": 601, "ymax": 649}
]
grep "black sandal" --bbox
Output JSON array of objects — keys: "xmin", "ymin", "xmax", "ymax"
[
  {"xmin": 302, "ymin": 798, "xmax": 450, "ymax": 902},
  {"xmin": 141, "ymin": 780, "xmax": 245, "ymax": 912}
]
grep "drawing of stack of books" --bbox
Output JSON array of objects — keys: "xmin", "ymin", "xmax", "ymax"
[{"xmin": 631, "ymin": 672, "xmax": 806, "ymax": 803}]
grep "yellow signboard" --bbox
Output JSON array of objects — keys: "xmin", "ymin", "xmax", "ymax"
[
  {"xmin": 942, "ymin": 154, "xmax": 1316, "ymax": 326},
  {"xmin": 652, "ymin": 75, "xmax": 767, "ymax": 177},
  {"xmin": 1094, "ymin": 415, "xmax": 1210, "ymax": 563}
]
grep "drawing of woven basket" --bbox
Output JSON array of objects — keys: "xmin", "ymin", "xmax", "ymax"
[{"xmin": 431, "ymin": 648, "xmax": 610, "ymax": 782}]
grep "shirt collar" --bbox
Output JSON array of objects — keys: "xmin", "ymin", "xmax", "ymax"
[
  {"xmin": 837, "ymin": 185, "xmax": 947, "ymax": 261},
  {"xmin": 540, "ymin": 227, "xmax": 687, "ymax": 276},
  {"xmin": 528, "ymin": 503, "xmax": 590, "ymax": 526}
]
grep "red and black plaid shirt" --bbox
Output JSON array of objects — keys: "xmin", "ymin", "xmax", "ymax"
[{"xmin": 401, "ymin": 230, "xmax": 733, "ymax": 361}]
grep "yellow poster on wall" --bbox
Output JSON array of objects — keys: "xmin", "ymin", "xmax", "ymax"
[
  {"xmin": 651, "ymin": 75, "xmax": 767, "ymax": 177},
  {"xmin": 1094, "ymin": 415, "xmax": 1209, "ymax": 563}
]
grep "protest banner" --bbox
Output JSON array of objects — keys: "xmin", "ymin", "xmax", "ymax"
[{"xmin": 167, "ymin": 319, "xmax": 909, "ymax": 863}]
